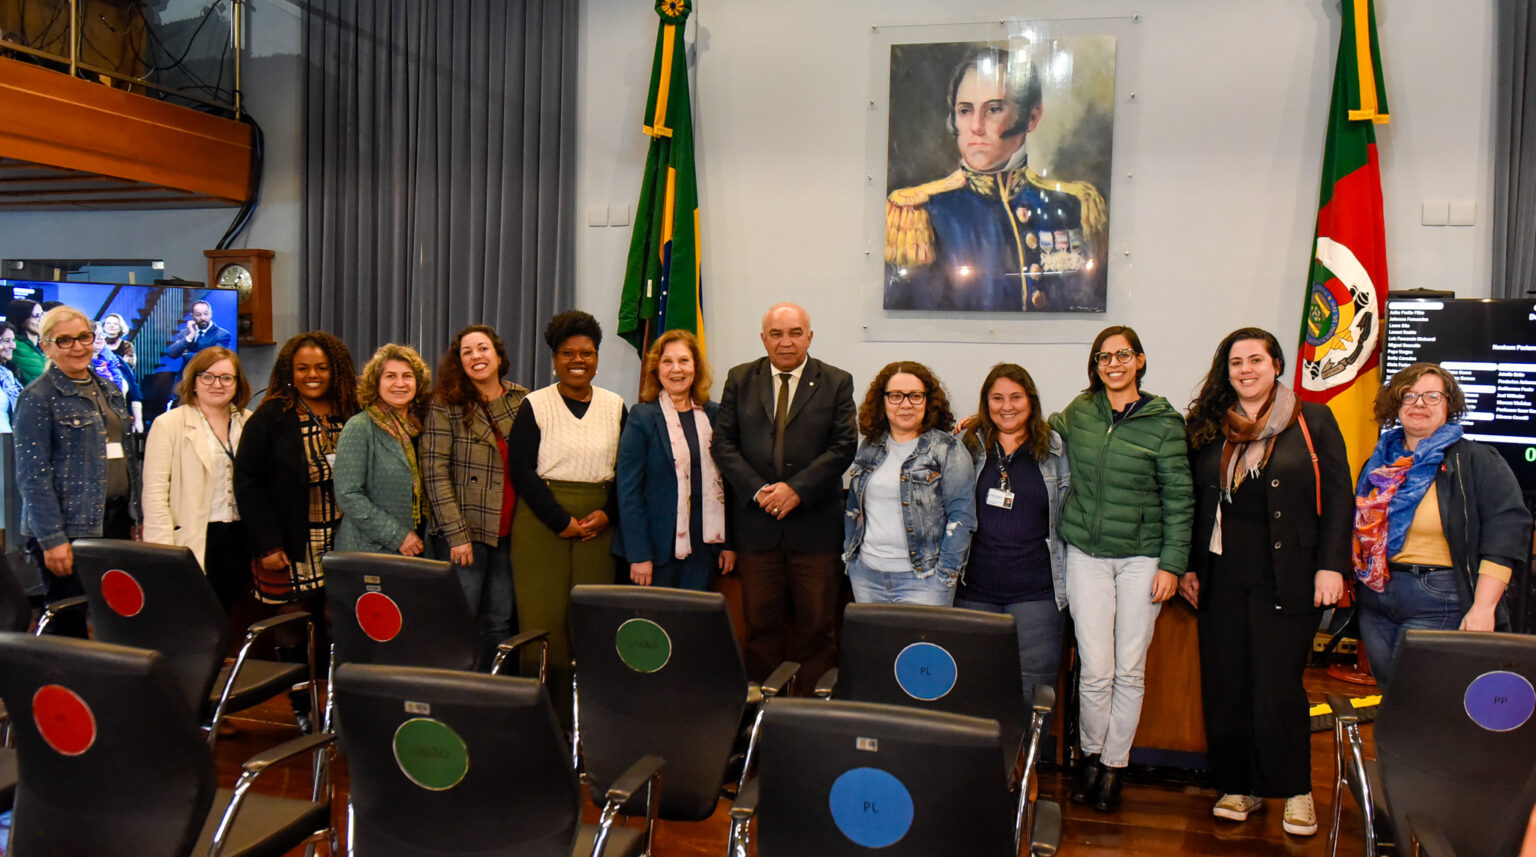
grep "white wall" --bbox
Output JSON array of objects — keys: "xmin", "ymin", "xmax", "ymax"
[
  {"xmin": 575, "ymin": 0, "xmax": 1496, "ymax": 415},
  {"xmin": 0, "ymin": 0, "xmax": 1497, "ymax": 415}
]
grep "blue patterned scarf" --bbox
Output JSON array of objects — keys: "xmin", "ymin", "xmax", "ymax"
[{"xmin": 1353, "ymin": 422, "xmax": 1463, "ymax": 557}]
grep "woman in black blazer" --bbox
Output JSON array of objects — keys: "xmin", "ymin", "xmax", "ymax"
[
  {"xmin": 234, "ymin": 330, "xmax": 358, "ymax": 730},
  {"xmin": 1181, "ymin": 328, "xmax": 1352, "ymax": 837},
  {"xmin": 614, "ymin": 330, "xmax": 734, "ymax": 590}
]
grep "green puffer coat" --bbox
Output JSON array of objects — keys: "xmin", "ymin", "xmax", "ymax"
[{"xmin": 1048, "ymin": 390, "xmax": 1193, "ymax": 574}]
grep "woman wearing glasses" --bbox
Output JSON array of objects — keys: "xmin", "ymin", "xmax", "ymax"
[
  {"xmin": 234, "ymin": 330, "xmax": 358, "ymax": 731},
  {"xmin": 1048, "ymin": 325, "xmax": 1193, "ymax": 812},
  {"xmin": 842, "ymin": 361, "xmax": 975, "ymax": 605},
  {"xmin": 1352, "ymin": 362, "xmax": 1531, "ymax": 689},
  {"xmin": 14, "ymin": 306, "xmax": 139, "ymax": 636},
  {"xmin": 142, "ymin": 347, "xmax": 255, "ymax": 610}
]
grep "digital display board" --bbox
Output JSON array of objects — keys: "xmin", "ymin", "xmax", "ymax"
[{"xmin": 1384, "ymin": 298, "xmax": 1536, "ymax": 489}]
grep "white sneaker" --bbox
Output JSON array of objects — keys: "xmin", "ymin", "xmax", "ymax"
[
  {"xmin": 1212, "ymin": 793, "xmax": 1263, "ymax": 821},
  {"xmin": 1283, "ymin": 793, "xmax": 1318, "ymax": 836}
]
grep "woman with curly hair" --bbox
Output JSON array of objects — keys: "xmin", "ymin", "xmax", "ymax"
[
  {"xmin": 842, "ymin": 361, "xmax": 975, "ymax": 605},
  {"xmin": 233, "ymin": 330, "xmax": 358, "ymax": 731},
  {"xmin": 335, "ymin": 344, "xmax": 434, "ymax": 556},
  {"xmin": 420, "ymin": 325, "xmax": 529, "ymax": 669},
  {"xmin": 509, "ymin": 310, "xmax": 626, "ymax": 704},
  {"xmin": 1182, "ymin": 327, "xmax": 1351, "ymax": 835},
  {"xmin": 956, "ymin": 363, "xmax": 1069, "ymax": 713}
]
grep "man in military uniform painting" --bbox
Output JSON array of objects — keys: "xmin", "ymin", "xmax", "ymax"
[{"xmin": 885, "ymin": 46, "xmax": 1108, "ymax": 312}]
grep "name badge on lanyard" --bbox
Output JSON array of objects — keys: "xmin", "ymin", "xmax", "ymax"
[
  {"xmin": 105, "ymin": 441, "xmax": 125, "ymax": 460},
  {"xmin": 986, "ymin": 487, "xmax": 1014, "ymax": 509}
]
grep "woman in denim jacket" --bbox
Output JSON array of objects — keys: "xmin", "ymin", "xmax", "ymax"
[
  {"xmin": 956, "ymin": 363, "xmax": 1069, "ymax": 715},
  {"xmin": 843, "ymin": 361, "xmax": 975, "ymax": 605},
  {"xmin": 15, "ymin": 306, "xmax": 139, "ymax": 636}
]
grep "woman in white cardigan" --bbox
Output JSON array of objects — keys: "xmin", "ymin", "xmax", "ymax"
[{"xmin": 142, "ymin": 346, "xmax": 255, "ymax": 610}]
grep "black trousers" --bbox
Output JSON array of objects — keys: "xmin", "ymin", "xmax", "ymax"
[
  {"xmin": 1198, "ymin": 579, "xmax": 1318, "ymax": 797},
  {"xmin": 31, "ymin": 495, "xmax": 134, "ymax": 638},
  {"xmin": 204, "ymin": 520, "xmax": 252, "ymax": 612}
]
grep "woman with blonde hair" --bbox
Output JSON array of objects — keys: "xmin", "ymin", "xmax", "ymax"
[
  {"xmin": 614, "ymin": 329, "xmax": 735, "ymax": 590},
  {"xmin": 335, "ymin": 344, "xmax": 434, "ymax": 556},
  {"xmin": 142, "ymin": 346, "xmax": 255, "ymax": 610}
]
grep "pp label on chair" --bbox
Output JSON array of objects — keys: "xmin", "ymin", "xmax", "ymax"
[
  {"xmin": 356, "ymin": 591, "xmax": 404, "ymax": 643},
  {"xmin": 893, "ymin": 642, "xmax": 957, "ymax": 701},
  {"xmin": 828, "ymin": 767, "xmax": 914, "ymax": 848},
  {"xmin": 33, "ymin": 684, "xmax": 96, "ymax": 756},
  {"xmin": 1464, "ymin": 670, "xmax": 1536, "ymax": 732},
  {"xmin": 100, "ymin": 569, "xmax": 145, "ymax": 617},
  {"xmin": 615, "ymin": 618, "xmax": 672, "ymax": 673},
  {"xmin": 393, "ymin": 717, "xmax": 469, "ymax": 790}
]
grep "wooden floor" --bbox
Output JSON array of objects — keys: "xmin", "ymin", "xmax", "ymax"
[{"xmin": 158, "ymin": 666, "xmax": 1377, "ymax": 857}]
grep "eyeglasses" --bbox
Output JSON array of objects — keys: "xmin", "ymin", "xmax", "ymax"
[
  {"xmin": 1402, "ymin": 391, "xmax": 1446, "ymax": 406},
  {"xmin": 884, "ymin": 390, "xmax": 927, "ymax": 405},
  {"xmin": 197, "ymin": 373, "xmax": 237, "ymax": 387},
  {"xmin": 1093, "ymin": 348, "xmax": 1138, "ymax": 366},
  {"xmin": 45, "ymin": 333, "xmax": 95, "ymax": 350}
]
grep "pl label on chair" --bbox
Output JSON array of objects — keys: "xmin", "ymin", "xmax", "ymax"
[
  {"xmin": 356, "ymin": 591, "xmax": 404, "ymax": 643},
  {"xmin": 893, "ymin": 642, "xmax": 957, "ymax": 701},
  {"xmin": 33, "ymin": 684, "xmax": 97, "ymax": 756},
  {"xmin": 100, "ymin": 569, "xmax": 145, "ymax": 617},
  {"xmin": 829, "ymin": 767, "xmax": 915, "ymax": 848},
  {"xmin": 1463, "ymin": 670, "xmax": 1536, "ymax": 732},
  {"xmin": 616, "ymin": 618, "xmax": 672, "ymax": 673},
  {"xmin": 393, "ymin": 717, "xmax": 469, "ymax": 790}
]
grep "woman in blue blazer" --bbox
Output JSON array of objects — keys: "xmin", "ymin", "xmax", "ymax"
[
  {"xmin": 615, "ymin": 330, "xmax": 735, "ymax": 590},
  {"xmin": 335, "ymin": 344, "xmax": 434, "ymax": 555}
]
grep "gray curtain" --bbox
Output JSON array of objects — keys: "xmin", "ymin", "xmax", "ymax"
[
  {"xmin": 1494, "ymin": 0, "xmax": 1536, "ymax": 299},
  {"xmin": 302, "ymin": 0, "xmax": 577, "ymax": 383}
]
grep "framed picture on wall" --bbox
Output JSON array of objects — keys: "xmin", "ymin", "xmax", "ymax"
[{"xmin": 882, "ymin": 35, "xmax": 1118, "ymax": 314}]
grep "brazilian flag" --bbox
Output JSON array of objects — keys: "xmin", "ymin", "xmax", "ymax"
[
  {"xmin": 618, "ymin": 0, "xmax": 702, "ymax": 357},
  {"xmin": 1295, "ymin": 0, "xmax": 1390, "ymax": 475}
]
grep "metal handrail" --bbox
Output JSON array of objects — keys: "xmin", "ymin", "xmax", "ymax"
[{"xmin": 1, "ymin": 0, "xmax": 243, "ymax": 118}]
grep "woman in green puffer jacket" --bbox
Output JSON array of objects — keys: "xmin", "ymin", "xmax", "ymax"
[{"xmin": 1047, "ymin": 325, "xmax": 1193, "ymax": 813}]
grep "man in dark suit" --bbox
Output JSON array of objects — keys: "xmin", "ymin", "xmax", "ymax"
[
  {"xmin": 164, "ymin": 300, "xmax": 232, "ymax": 366},
  {"xmin": 713, "ymin": 302, "xmax": 857, "ymax": 683}
]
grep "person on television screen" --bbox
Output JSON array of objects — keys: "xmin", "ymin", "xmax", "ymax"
[
  {"xmin": 101, "ymin": 312, "xmax": 136, "ymax": 369},
  {"xmin": 884, "ymin": 45, "xmax": 1107, "ymax": 312},
  {"xmin": 165, "ymin": 300, "xmax": 233, "ymax": 365}
]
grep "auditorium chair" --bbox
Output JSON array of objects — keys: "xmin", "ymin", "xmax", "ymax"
[
  {"xmin": 568, "ymin": 585, "xmax": 796, "ymax": 826},
  {"xmin": 728, "ymin": 697, "xmax": 1059, "ymax": 856},
  {"xmin": 321, "ymin": 551, "xmax": 550, "ymax": 729},
  {"xmin": 69, "ymin": 538, "xmax": 318, "ymax": 747},
  {"xmin": 0, "ymin": 632, "xmax": 335, "ymax": 856},
  {"xmin": 332, "ymin": 662, "xmax": 661, "ymax": 857},
  {"xmin": 1327, "ymin": 629, "xmax": 1536, "ymax": 857}
]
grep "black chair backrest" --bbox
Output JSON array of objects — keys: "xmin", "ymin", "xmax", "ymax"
[
  {"xmin": 0, "ymin": 549, "xmax": 31, "ymax": 632},
  {"xmin": 70, "ymin": 539, "xmax": 229, "ymax": 716},
  {"xmin": 324, "ymin": 552, "xmax": 478, "ymax": 672},
  {"xmin": 570, "ymin": 584, "xmax": 749, "ymax": 821},
  {"xmin": 0, "ymin": 632, "xmax": 216, "ymax": 857},
  {"xmin": 333, "ymin": 663, "xmax": 582, "ymax": 857},
  {"xmin": 756, "ymin": 698, "xmax": 1014, "ymax": 856},
  {"xmin": 836, "ymin": 603, "xmax": 1025, "ymax": 760},
  {"xmin": 1376, "ymin": 630, "xmax": 1536, "ymax": 857}
]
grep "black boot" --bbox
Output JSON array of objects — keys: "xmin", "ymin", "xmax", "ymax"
[
  {"xmin": 1070, "ymin": 753, "xmax": 1102, "ymax": 804},
  {"xmin": 1093, "ymin": 765, "xmax": 1124, "ymax": 812},
  {"xmin": 274, "ymin": 645, "xmax": 314, "ymax": 734}
]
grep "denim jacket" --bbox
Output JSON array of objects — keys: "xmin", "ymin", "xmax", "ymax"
[
  {"xmin": 843, "ymin": 428, "xmax": 977, "ymax": 580},
  {"xmin": 15, "ymin": 365, "xmax": 140, "ymax": 549},
  {"xmin": 967, "ymin": 430, "xmax": 1071, "ymax": 610}
]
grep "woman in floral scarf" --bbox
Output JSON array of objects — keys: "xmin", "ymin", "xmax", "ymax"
[
  {"xmin": 1352, "ymin": 362, "xmax": 1531, "ymax": 689},
  {"xmin": 334, "ymin": 343, "xmax": 433, "ymax": 557}
]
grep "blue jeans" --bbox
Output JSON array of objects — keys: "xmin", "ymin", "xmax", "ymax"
[
  {"xmin": 1357, "ymin": 568, "xmax": 1463, "ymax": 691},
  {"xmin": 847, "ymin": 556, "xmax": 956, "ymax": 606},
  {"xmin": 438, "ymin": 538, "xmax": 515, "ymax": 671},
  {"xmin": 953, "ymin": 596, "xmax": 1064, "ymax": 719}
]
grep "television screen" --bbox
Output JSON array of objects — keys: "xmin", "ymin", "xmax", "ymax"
[
  {"xmin": 1384, "ymin": 297, "xmax": 1536, "ymax": 491},
  {"xmin": 1, "ymin": 279, "xmax": 240, "ymax": 425}
]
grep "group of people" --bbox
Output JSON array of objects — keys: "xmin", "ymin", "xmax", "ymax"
[{"xmin": 9, "ymin": 300, "xmax": 1530, "ymax": 839}]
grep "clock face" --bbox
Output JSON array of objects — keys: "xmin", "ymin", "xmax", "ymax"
[{"xmin": 218, "ymin": 263, "xmax": 254, "ymax": 304}]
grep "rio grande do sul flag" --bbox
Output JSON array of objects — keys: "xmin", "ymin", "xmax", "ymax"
[
  {"xmin": 1296, "ymin": 0, "xmax": 1390, "ymax": 473},
  {"xmin": 617, "ymin": 0, "xmax": 703, "ymax": 357}
]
